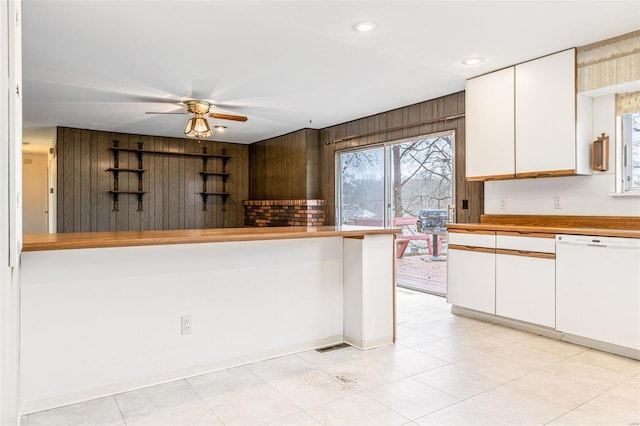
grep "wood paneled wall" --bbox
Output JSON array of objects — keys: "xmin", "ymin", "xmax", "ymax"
[
  {"xmin": 248, "ymin": 129, "xmax": 320, "ymax": 200},
  {"xmin": 318, "ymin": 91, "xmax": 483, "ymax": 225},
  {"xmin": 56, "ymin": 127, "xmax": 249, "ymax": 233}
]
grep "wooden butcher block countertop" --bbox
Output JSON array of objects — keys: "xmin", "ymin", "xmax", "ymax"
[
  {"xmin": 447, "ymin": 214, "xmax": 640, "ymax": 239},
  {"xmin": 23, "ymin": 226, "xmax": 398, "ymax": 252}
]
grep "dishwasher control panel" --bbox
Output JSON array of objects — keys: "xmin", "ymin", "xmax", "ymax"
[{"xmin": 556, "ymin": 234, "xmax": 640, "ymax": 248}]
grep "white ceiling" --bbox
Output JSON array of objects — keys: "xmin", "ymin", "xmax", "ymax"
[{"xmin": 22, "ymin": 0, "xmax": 640, "ymax": 151}]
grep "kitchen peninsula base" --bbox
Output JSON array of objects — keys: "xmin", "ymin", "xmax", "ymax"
[{"xmin": 20, "ymin": 228, "xmax": 396, "ymax": 414}]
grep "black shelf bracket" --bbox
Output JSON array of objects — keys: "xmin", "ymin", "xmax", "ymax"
[
  {"xmin": 112, "ymin": 191, "xmax": 119, "ymax": 212},
  {"xmin": 200, "ymin": 193, "xmax": 229, "ymax": 211},
  {"xmin": 136, "ymin": 192, "xmax": 144, "ymax": 212},
  {"xmin": 108, "ymin": 140, "xmax": 231, "ymax": 214}
]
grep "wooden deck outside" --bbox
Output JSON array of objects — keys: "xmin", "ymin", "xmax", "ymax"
[{"xmin": 396, "ymin": 255, "xmax": 447, "ymax": 295}]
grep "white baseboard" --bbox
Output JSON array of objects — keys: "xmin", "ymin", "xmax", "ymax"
[
  {"xmin": 451, "ymin": 306, "xmax": 561, "ymax": 338},
  {"xmin": 561, "ymin": 333, "xmax": 640, "ymax": 361},
  {"xmin": 451, "ymin": 306, "xmax": 639, "ymax": 360},
  {"xmin": 344, "ymin": 335, "xmax": 393, "ymax": 350},
  {"xmin": 21, "ymin": 335, "xmax": 343, "ymax": 415}
]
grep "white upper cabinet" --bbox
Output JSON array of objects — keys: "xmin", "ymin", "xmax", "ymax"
[
  {"xmin": 515, "ymin": 49, "xmax": 576, "ymax": 177},
  {"xmin": 466, "ymin": 67, "xmax": 515, "ymax": 180},
  {"xmin": 465, "ymin": 48, "xmax": 590, "ymax": 181}
]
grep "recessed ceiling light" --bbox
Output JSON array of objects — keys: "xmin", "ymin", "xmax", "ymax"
[
  {"xmin": 214, "ymin": 125, "xmax": 227, "ymax": 132},
  {"xmin": 353, "ymin": 21, "xmax": 378, "ymax": 32},
  {"xmin": 462, "ymin": 57, "xmax": 485, "ymax": 66}
]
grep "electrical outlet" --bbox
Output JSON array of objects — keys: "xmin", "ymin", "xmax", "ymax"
[
  {"xmin": 553, "ymin": 196, "xmax": 562, "ymax": 209},
  {"xmin": 499, "ymin": 199, "xmax": 506, "ymax": 210},
  {"xmin": 181, "ymin": 315, "xmax": 192, "ymax": 335}
]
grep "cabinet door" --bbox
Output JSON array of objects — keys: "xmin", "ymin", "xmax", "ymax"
[
  {"xmin": 466, "ymin": 67, "xmax": 515, "ymax": 180},
  {"xmin": 496, "ymin": 253, "xmax": 555, "ymax": 327},
  {"xmin": 515, "ymin": 49, "xmax": 576, "ymax": 176},
  {"xmin": 447, "ymin": 248, "xmax": 495, "ymax": 314}
]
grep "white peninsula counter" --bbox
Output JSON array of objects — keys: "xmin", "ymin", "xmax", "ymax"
[{"xmin": 21, "ymin": 226, "xmax": 397, "ymax": 413}]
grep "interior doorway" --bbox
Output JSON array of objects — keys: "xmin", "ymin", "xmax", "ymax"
[
  {"xmin": 337, "ymin": 131, "xmax": 455, "ymax": 296},
  {"xmin": 22, "ymin": 153, "xmax": 49, "ymax": 234}
]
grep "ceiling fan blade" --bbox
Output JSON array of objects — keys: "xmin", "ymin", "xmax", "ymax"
[
  {"xmin": 209, "ymin": 113, "xmax": 248, "ymax": 122},
  {"xmin": 145, "ymin": 111, "xmax": 188, "ymax": 115}
]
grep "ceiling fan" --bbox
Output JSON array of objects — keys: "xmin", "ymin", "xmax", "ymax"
[{"xmin": 146, "ymin": 100, "xmax": 248, "ymax": 139}]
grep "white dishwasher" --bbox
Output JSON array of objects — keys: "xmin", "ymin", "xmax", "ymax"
[{"xmin": 556, "ymin": 234, "xmax": 640, "ymax": 354}]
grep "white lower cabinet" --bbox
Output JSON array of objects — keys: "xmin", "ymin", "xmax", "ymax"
[
  {"xmin": 447, "ymin": 247, "xmax": 496, "ymax": 314},
  {"xmin": 448, "ymin": 228, "xmax": 638, "ymax": 360},
  {"xmin": 448, "ymin": 230, "xmax": 555, "ymax": 327},
  {"xmin": 496, "ymin": 253, "xmax": 555, "ymax": 328}
]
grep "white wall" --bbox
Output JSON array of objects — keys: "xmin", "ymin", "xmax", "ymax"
[
  {"xmin": 1, "ymin": 1, "xmax": 22, "ymax": 425},
  {"xmin": 22, "ymin": 153, "xmax": 48, "ymax": 234},
  {"xmin": 485, "ymin": 94, "xmax": 640, "ymax": 216},
  {"xmin": 21, "ymin": 238, "xmax": 346, "ymax": 413}
]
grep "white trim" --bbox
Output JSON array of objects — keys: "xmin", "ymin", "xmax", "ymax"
[
  {"xmin": 616, "ymin": 115, "xmax": 624, "ymax": 193},
  {"xmin": 616, "ymin": 112, "xmax": 640, "ymax": 194},
  {"xmin": 1, "ymin": 1, "xmax": 22, "ymax": 425},
  {"xmin": 561, "ymin": 333, "xmax": 639, "ymax": 361},
  {"xmin": 451, "ymin": 305, "xmax": 640, "ymax": 361},
  {"xmin": 609, "ymin": 191, "xmax": 640, "ymax": 198},
  {"xmin": 343, "ymin": 335, "xmax": 393, "ymax": 351},
  {"xmin": 451, "ymin": 306, "xmax": 561, "ymax": 339}
]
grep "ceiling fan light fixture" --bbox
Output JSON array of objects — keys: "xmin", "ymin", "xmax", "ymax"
[
  {"xmin": 184, "ymin": 100, "xmax": 211, "ymax": 115},
  {"xmin": 184, "ymin": 115, "xmax": 212, "ymax": 138}
]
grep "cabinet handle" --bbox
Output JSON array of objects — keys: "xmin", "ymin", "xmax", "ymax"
[
  {"xmin": 449, "ymin": 244, "xmax": 495, "ymax": 254},
  {"xmin": 496, "ymin": 248, "xmax": 555, "ymax": 259},
  {"xmin": 497, "ymin": 231, "xmax": 556, "ymax": 239},
  {"xmin": 451, "ymin": 229, "xmax": 494, "ymax": 235}
]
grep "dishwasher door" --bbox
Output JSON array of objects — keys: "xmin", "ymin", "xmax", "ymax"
[{"xmin": 556, "ymin": 235, "xmax": 640, "ymax": 351}]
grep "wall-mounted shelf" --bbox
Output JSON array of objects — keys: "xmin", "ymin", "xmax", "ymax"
[
  {"xmin": 108, "ymin": 140, "xmax": 231, "ymax": 212},
  {"xmin": 199, "ymin": 172, "xmax": 230, "ymax": 177},
  {"xmin": 200, "ymin": 149, "xmax": 229, "ymax": 211},
  {"xmin": 110, "ymin": 146, "xmax": 230, "ymax": 159},
  {"xmin": 106, "ymin": 168, "xmax": 147, "ymax": 173},
  {"xmin": 199, "ymin": 192, "xmax": 230, "ymax": 204},
  {"xmin": 109, "ymin": 190, "xmax": 148, "ymax": 212},
  {"xmin": 199, "ymin": 172, "xmax": 230, "ymax": 185},
  {"xmin": 110, "ymin": 190, "xmax": 147, "ymax": 194},
  {"xmin": 106, "ymin": 168, "xmax": 146, "ymax": 184}
]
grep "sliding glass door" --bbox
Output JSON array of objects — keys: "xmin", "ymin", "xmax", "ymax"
[{"xmin": 337, "ymin": 132, "xmax": 454, "ymax": 296}]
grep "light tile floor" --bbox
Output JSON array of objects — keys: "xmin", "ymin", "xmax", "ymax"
[{"xmin": 22, "ymin": 288, "xmax": 640, "ymax": 426}]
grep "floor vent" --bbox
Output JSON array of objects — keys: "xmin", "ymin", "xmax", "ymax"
[{"xmin": 315, "ymin": 342, "xmax": 350, "ymax": 353}]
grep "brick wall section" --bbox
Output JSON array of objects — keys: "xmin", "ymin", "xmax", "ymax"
[{"xmin": 243, "ymin": 199, "xmax": 325, "ymax": 227}]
